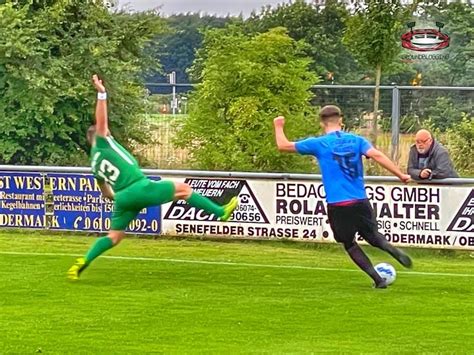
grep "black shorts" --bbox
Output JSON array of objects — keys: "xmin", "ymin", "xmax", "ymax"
[{"xmin": 327, "ymin": 199, "xmax": 379, "ymax": 245}]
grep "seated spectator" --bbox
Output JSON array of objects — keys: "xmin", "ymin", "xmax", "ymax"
[{"xmin": 408, "ymin": 129, "xmax": 459, "ymax": 180}]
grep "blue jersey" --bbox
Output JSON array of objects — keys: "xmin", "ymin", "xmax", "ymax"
[{"xmin": 295, "ymin": 131, "xmax": 372, "ymax": 204}]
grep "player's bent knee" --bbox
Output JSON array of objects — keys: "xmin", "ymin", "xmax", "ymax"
[
  {"xmin": 342, "ymin": 240, "xmax": 356, "ymax": 250},
  {"xmin": 174, "ymin": 182, "xmax": 192, "ymax": 200},
  {"xmin": 109, "ymin": 231, "xmax": 125, "ymax": 245},
  {"xmin": 363, "ymin": 234, "xmax": 385, "ymax": 248}
]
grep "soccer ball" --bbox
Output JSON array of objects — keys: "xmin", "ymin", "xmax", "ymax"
[{"xmin": 375, "ymin": 263, "xmax": 397, "ymax": 285}]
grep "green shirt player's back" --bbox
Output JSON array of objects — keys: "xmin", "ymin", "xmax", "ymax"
[{"xmin": 90, "ymin": 135, "xmax": 145, "ymax": 191}]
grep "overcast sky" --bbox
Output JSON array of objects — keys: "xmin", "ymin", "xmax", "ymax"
[{"xmin": 119, "ymin": 0, "xmax": 288, "ymax": 17}]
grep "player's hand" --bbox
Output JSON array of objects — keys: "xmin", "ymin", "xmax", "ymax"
[
  {"xmin": 399, "ymin": 174, "xmax": 411, "ymax": 184},
  {"xmin": 92, "ymin": 74, "xmax": 106, "ymax": 93},
  {"xmin": 273, "ymin": 116, "xmax": 285, "ymax": 127},
  {"xmin": 419, "ymin": 169, "xmax": 432, "ymax": 179}
]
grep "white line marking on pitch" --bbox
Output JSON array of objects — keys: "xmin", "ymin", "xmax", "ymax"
[{"xmin": 1, "ymin": 251, "xmax": 473, "ymax": 278}]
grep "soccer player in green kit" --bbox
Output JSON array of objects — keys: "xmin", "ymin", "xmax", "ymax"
[{"xmin": 67, "ymin": 75, "xmax": 238, "ymax": 280}]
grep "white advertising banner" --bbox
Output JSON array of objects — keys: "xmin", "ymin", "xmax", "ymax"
[{"xmin": 160, "ymin": 175, "xmax": 474, "ymax": 250}]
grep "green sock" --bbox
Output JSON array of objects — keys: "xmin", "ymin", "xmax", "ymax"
[
  {"xmin": 84, "ymin": 236, "xmax": 114, "ymax": 265},
  {"xmin": 186, "ymin": 192, "xmax": 224, "ymax": 217}
]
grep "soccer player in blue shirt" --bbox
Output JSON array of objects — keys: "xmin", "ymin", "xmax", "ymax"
[{"xmin": 274, "ymin": 105, "xmax": 412, "ymax": 288}]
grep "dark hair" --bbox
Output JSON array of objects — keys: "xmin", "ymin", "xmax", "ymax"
[
  {"xmin": 86, "ymin": 125, "xmax": 96, "ymax": 144},
  {"xmin": 319, "ymin": 105, "xmax": 342, "ymax": 123}
]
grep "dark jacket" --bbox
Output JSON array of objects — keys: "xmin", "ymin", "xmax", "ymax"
[{"xmin": 407, "ymin": 140, "xmax": 459, "ymax": 180}]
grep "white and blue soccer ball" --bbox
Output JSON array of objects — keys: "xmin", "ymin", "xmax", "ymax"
[{"xmin": 375, "ymin": 263, "xmax": 397, "ymax": 285}]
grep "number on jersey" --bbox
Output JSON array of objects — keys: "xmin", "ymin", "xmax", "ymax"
[
  {"xmin": 332, "ymin": 152, "xmax": 359, "ymax": 179},
  {"xmin": 98, "ymin": 159, "xmax": 120, "ymax": 185}
]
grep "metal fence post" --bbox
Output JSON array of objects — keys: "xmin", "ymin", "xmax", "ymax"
[
  {"xmin": 171, "ymin": 71, "xmax": 177, "ymax": 115},
  {"xmin": 391, "ymin": 86, "xmax": 400, "ymax": 162}
]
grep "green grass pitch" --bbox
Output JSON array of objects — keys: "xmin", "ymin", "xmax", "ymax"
[{"xmin": 1, "ymin": 232, "xmax": 473, "ymax": 353}]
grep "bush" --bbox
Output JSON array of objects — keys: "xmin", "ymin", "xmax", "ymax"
[
  {"xmin": 443, "ymin": 115, "xmax": 474, "ymax": 177},
  {"xmin": 425, "ymin": 97, "xmax": 465, "ymax": 132},
  {"xmin": 425, "ymin": 114, "xmax": 474, "ymax": 177},
  {"xmin": 175, "ymin": 27, "xmax": 319, "ymax": 172}
]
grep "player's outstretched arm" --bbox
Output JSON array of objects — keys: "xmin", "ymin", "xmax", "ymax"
[
  {"xmin": 273, "ymin": 116, "xmax": 296, "ymax": 152},
  {"xmin": 92, "ymin": 74, "xmax": 108, "ymax": 137},
  {"xmin": 365, "ymin": 148, "xmax": 411, "ymax": 183}
]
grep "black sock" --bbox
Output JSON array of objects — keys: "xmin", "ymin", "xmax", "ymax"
[
  {"xmin": 367, "ymin": 233, "xmax": 407, "ymax": 263},
  {"xmin": 346, "ymin": 244, "xmax": 384, "ymax": 284}
]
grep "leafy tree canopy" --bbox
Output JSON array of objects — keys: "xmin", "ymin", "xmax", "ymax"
[
  {"xmin": 176, "ymin": 27, "xmax": 318, "ymax": 172},
  {"xmin": 0, "ymin": 0, "xmax": 165, "ymax": 165},
  {"xmin": 245, "ymin": 0, "xmax": 362, "ymax": 83},
  {"xmin": 150, "ymin": 13, "xmax": 234, "ymax": 85}
]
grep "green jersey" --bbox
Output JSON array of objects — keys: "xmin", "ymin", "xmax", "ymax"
[{"xmin": 90, "ymin": 135, "xmax": 145, "ymax": 191}]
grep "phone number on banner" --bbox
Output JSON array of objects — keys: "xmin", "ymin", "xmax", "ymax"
[{"xmin": 72, "ymin": 216, "xmax": 160, "ymax": 233}]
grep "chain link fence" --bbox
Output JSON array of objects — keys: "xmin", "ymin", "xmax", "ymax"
[{"xmin": 144, "ymin": 83, "xmax": 474, "ymax": 172}]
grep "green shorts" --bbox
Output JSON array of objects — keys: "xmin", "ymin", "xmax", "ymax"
[{"xmin": 110, "ymin": 178, "xmax": 175, "ymax": 231}]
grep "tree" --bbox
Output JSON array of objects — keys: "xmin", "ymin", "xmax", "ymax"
[
  {"xmin": 245, "ymin": 0, "xmax": 361, "ymax": 83},
  {"xmin": 343, "ymin": 0, "xmax": 411, "ymax": 145},
  {"xmin": 175, "ymin": 27, "xmax": 318, "ymax": 172},
  {"xmin": 385, "ymin": 2, "xmax": 473, "ymax": 137},
  {"xmin": 0, "ymin": 1, "xmax": 165, "ymax": 165},
  {"xmin": 417, "ymin": 2, "xmax": 474, "ymax": 86},
  {"xmin": 149, "ymin": 13, "xmax": 233, "ymax": 85}
]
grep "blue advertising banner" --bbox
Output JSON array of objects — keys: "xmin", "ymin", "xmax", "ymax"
[
  {"xmin": 0, "ymin": 172, "xmax": 46, "ymax": 229},
  {"xmin": 0, "ymin": 172, "xmax": 161, "ymax": 234}
]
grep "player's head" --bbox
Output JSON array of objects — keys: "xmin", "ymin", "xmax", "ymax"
[
  {"xmin": 87, "ymin": 125, "xmax": 111, "ymax": 145},
  {"xmin": 415, "ymin": 129, "xmax": 433, "ymax": 154},
  {"xmin": 319, "ymin": 105, "xmax": 343, "ymax": 128},
  {"xmin": 86, "ymin": 125, "xmax": 96, "ymax": 145}
]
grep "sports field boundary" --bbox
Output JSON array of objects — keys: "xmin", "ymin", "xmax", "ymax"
[{"xmin": 1, "ymin": 251, "xmax": 473, "ymax": 278}]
